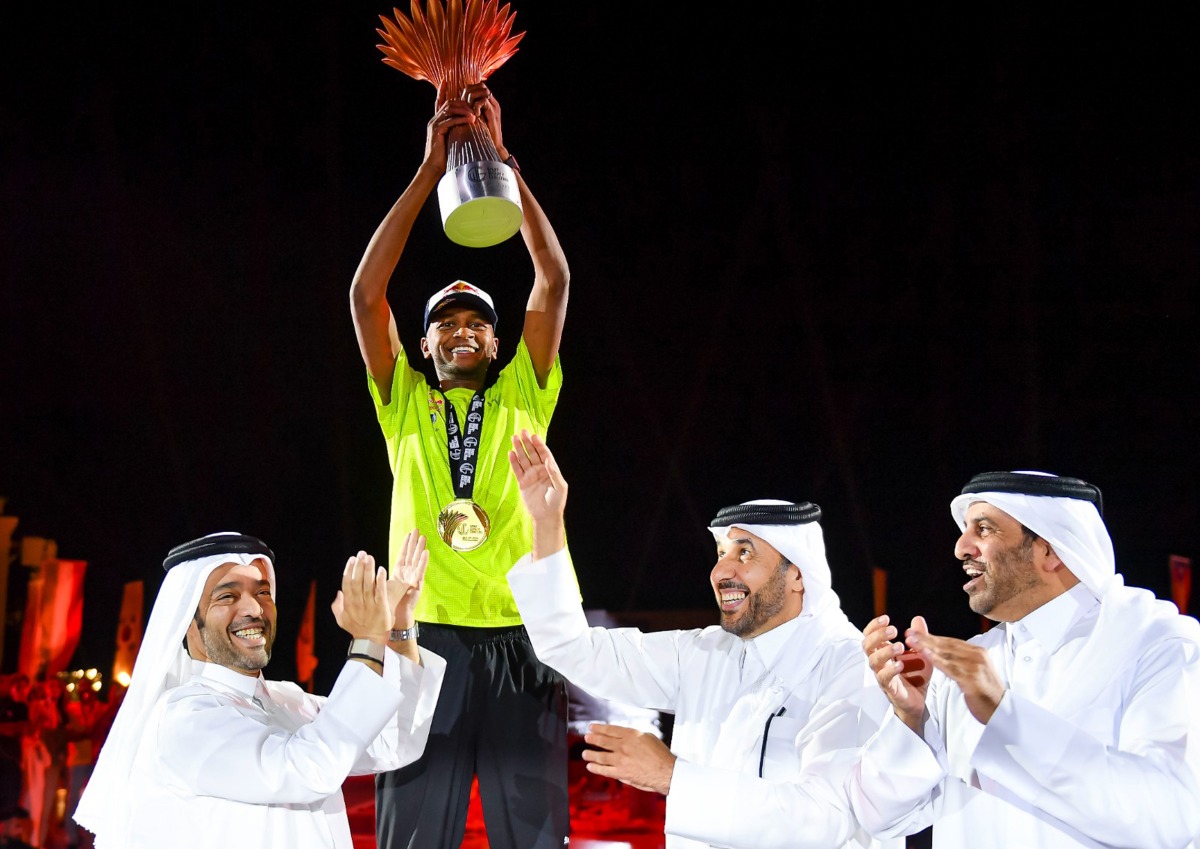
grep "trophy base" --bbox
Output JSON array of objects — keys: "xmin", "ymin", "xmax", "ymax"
[{"xmin": 437, "ymin": 160, "xmax": 523, "ymax": 248}]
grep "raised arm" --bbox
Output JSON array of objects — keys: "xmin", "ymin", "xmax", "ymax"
[
  {"xmin": 471, "ymin": 85, "xmax": 570, "ymax": 386},
  {"xmin": 350, "ymin": 87, "xmax": 480, "ymax": 401},
  {"xmin": 509, "ymin": 429, "xmax": 567, "ymax": 559}
]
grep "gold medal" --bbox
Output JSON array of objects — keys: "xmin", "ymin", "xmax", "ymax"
[{"xmin": 436, "ymin": 499, "xmax": 491, "ymax": 551}]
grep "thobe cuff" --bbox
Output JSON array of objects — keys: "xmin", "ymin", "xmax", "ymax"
[
  {"xmin": 392, "ymin": 645, "xmax": 447, "ymax": 733},
  {"xmin": 972, "ymin": 690, "xmax": 1071, "ymax": 799},
  {"xmin": 509, "ymin": 549, "xmax": 590, "ymax": 643},
  {"xmin": 667, "ymin": 758, "xmax": 856, "ymax": 849},
  {"xmin": 325, "ymin": 660, "xmax": 406, "ymax": 745},
  {"xmin": 666, "ymin": 759, "xmax": 736, "ymax": 846},
  {"xmin": 854, "ymin": 710, "xmax": 946, "ymax": 835}
]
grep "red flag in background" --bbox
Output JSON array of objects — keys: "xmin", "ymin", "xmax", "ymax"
[
  {"xmin": 19, "ymin": 557, "xmax": 87, "ymax": 679},
  {"xmin": 872, "ymin": 567, "xmax": 887, "ymax": 619},
  {"xmin": 1170, "ymin": 555, "xmax": 1192, "ymax": 615},
  {"xmin": 296, "ymin": 579, "xmax": 319, "ymax": 692},
  {"xmin": 112, "ymin": 580, "xmax": 144, "ymax": 687}
]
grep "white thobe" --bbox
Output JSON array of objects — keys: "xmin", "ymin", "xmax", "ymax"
[
  {"xmin": 509, "ymin": 548, "xmax": 902, "ymax": 849},
  {"xmin": 118, "ymin": 650, "xmax": 445, "ymax": 849},
  {"xmin": 850, "ymin": 582, "xmax": 1200, "ymax": 849}
]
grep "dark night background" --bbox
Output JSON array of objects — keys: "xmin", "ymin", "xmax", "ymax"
[{"xmin": 1, "ymin": 4, "xmax": 1197, "ymax": 697}]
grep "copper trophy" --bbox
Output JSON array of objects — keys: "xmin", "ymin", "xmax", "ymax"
[{"xmin": 377, "ymin": 0, "xmax": 525, "ymax": 248}]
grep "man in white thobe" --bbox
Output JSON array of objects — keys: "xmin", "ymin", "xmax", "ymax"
[
  {"xmin": 74, "ymin": 530, "xmax": 445, "ymax": 849},
  {"xmin": 853, "ymin": 470, "xmax": 1200, "ymax": 849},
  {"xmin": 505, "ymin": 431, "xmax": 901, "ymax": 849}
]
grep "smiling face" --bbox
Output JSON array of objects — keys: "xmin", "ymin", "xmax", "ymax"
[
  {"xmin": 710, "ymin": 527, "xmax": 804, "ymax": 639},
  {"xmin": 186, "ymin": 559, "xmax": 276, "ymax": 677},
  {"xmin": 955, "ymin": 501, "xmax": 1066, "ymax": 621},
  {"xmin": 421, "ymin": 306, "xmax": 498, "ymax": 386}
]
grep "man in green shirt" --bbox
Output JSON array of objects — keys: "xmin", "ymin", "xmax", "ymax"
[{"xmin": 350, "ymin": 82, "xmax": 571, "ymax": 849}]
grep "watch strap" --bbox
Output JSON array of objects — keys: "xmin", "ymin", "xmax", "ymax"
[
  {"xmin": 390, "ymin": 623, "xmax": 420, "ymax": 642},
  {"xmin": 347, "ymin": 638, "xmax": 385, "ymax": 665}
]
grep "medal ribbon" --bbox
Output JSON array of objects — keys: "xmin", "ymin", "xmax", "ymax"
[{"xmin": 443, "ymin": 391, "xmax": 485, "ymax": 500}]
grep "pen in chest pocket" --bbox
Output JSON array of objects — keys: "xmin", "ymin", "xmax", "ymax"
[{"xmin": 758, "ymin": 706, "xmax": 788, "ymax": 778}]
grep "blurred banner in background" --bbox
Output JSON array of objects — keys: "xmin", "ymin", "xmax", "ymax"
[
  {"xmin": 112, "ymin": 580, "xmax": 144, "ymax": 687},
  {"xmin": 19, "ymin": 555, "xmax": 87, "ymax": 679}
]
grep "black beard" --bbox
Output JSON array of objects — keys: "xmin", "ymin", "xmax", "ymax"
[
  {"xmin": 198, "ymin": 618, "xmax": 273, "ymax": 672},
  {"xmin": 717, "ymin": 572, "xmax": 787, "ymax": 638},
  {"xmin": 966, "ymin": 534, "xmax": 1037, "ymax": 617}
]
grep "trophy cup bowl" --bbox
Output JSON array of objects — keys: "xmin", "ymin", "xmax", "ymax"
[
  {"xmin": 377, "ymin": 0, "xmax": 526, "ymax": 248},
  {"xmin": 437, "ymin": 126, "xmax": 522, "ymax": 248}
]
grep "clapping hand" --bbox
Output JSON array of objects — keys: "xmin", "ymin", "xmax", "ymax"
[
  {"xmin": 863, "ymin": 614, "xmax": 931, "ymax": 732},
  {"xmin": 388, "ymin": 529, "xmax": 428, "ymax": 631},
  {"xmin": 332, "ymin": 551, "xmax": 393, "ymax": 642},
  {"xmin": 905, "ymin": 616, "xmax": 1004, "ymax": 725}
]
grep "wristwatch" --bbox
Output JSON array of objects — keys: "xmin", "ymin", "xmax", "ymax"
[
  {"xmin": 346, "ymin": 638, "xmax": 385, "ymax": 665},
  {"xmin": 390, "ymin": 623, "xmax": 420, "ymax": 642}
]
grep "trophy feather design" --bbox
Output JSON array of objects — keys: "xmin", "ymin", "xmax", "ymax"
[
  {"xmin": 377, "ymin": 0, "xmax": 523, "ymax": 94},
  {"xmin": 377, "ymin": 1, "xmax": 526, "ymax": 246}
]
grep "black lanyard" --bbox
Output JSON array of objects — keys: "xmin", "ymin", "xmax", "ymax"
[{"xmin": 442, "ymin": 391, "xmax": 485, "ymax": 500}]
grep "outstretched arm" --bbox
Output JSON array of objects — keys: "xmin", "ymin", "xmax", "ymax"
[
  {"xmin": 350, "ymin": 86, "xmax": 479, "ymax": 402},
  {"xmin": 472, "ymin": 85, "xmax": 570, "ymax": 386}
]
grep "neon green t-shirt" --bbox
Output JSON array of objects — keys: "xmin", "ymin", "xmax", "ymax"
[{"xmin": 369, "ymin": 338, "xmax": 562, "ymax": 626}]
